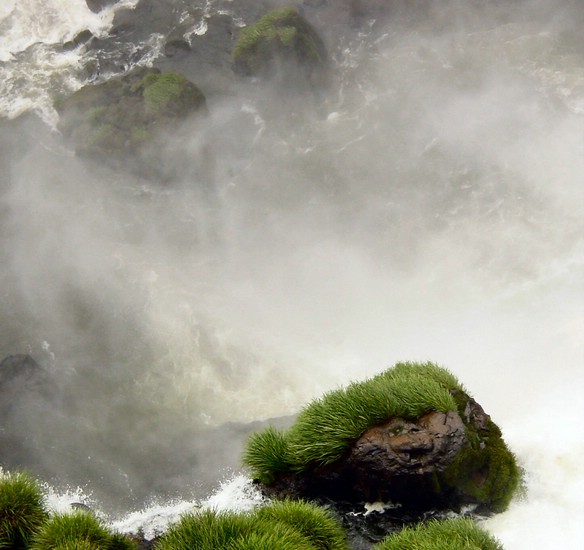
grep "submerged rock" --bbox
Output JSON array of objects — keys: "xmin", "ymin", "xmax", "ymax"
[
  {"xmin": 55, "ymin": 67, "xmax": 208, "ymax": 180},
  {"xmin": 86, "ymin": 0, "xmax": 119, "ymax": 13},
  {"xmin": 232, "ymin": 7, "xmax": 329, "ymax": 88}
]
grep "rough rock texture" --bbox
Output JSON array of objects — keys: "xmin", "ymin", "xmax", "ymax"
[{"xmin": 262, "ymin": 390, "xmax": 518, "ymax": 515}]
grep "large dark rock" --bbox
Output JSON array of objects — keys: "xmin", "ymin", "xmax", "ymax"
[
  {"xmin": 232, "ymin": 7, "xmax": 329, "ymax": 88},
  {"xmin": 0, "ymin": 355, "xmax": 47, "ymax": 406},
  {"xmin": 55, "ymin": 67, "xmax": 208, "ymax": 180},
  {"xmin": 261, "ymin": 390, "xmax": 518, "ymax": 515}
]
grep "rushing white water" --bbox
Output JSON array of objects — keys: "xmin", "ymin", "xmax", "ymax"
[{"xmin": 1, "ymin": 0, "xmax": 583, "ymax": 548}]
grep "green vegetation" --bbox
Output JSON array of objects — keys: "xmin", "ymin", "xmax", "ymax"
[
  {"xmin": 30, "ymin": 509, "xmax": 137, "ymax": 550},
  {"xmin": 155, "ymin": 501, "xmax": 348, "ymax": 550},
  {"xmin": 243, "ymin": 361, "xmax": 521, "ymax": 513},
  {"xmin": 56, "ymin": 68, "xmax": 206, "ymax": 164},
  {"xmin": 373, "ymin": 517, "xmax": 504, "ymax": 550},
  {"xmin": 142, "ymin": 72, "xmax": 205, "ymax": 117},
  {"xmin": 256, "ymin": 499, "xmax": 349, "ymax": 550},
  {"xmin": 232, "ymin": 7, "xmax": 327, "ymax": 76},
  {"xmin": 244, "ymin": 361, "xmax": 463, "ymax": 480},
  {"xmin": 0, "ymin": 471, "xmax": 48, "ymax": 549}
]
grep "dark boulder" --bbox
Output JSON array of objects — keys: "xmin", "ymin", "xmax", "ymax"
[
  {"xmin": 0, "ymin": 355, "xmax": 47, "ymax": 406},
  {"xmin": 55, "ymin": 67, "xmax": 208, "ymax": 180},
  {"xmin": 262, "ymin": 390, "xmax": 518, "ymax": 514},
  {"xmin": 232, "ymin": 7, "xmax": 329, "ymax": 88},
  {"xmin": 86, "ymin": 0, "xmax": 118, "ymax": 13}
]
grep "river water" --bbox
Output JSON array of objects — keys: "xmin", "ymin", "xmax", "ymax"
[{"xmin": 0, "ymin": 0, "xmax": 583, "ymax": 547}]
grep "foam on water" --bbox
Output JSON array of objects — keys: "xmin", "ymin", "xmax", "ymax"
[{"xmin": 0, "ymin": 0, "xmax": 139, "ymax": 122}]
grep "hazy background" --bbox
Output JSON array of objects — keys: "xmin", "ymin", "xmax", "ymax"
[{"xmin": 0, "ymin": 0, "xmax": 583, "ymax": 545}]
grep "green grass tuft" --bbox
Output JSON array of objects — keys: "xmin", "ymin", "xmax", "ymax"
[
  {"xmin": 0, "ymin": 471, "xmax": 48, "ymax": 549},
  {"xmin": 244, "ymin": 361, "xmax": 464, "ymax": 477},
  {"xmin": 373, "ymin": 517, "xmax": 504, "ymax": 550},
  {"xmin": 30, "ymin": 510, "xmax": 112, "ymax": 550},
  {"xmin": 155, "ymin": 509, "xmax": 253, "ymax": 550},
  {"xmin": 242, "ymin": 426, "xmax": 292, "ymax": 485},
  {"xmin": 255, "ymin": 499, "xmax": 349, "ymax": 550},
  {"xmin": 156, "ymin": 502, "xmax": 347, "ymax": 550}
]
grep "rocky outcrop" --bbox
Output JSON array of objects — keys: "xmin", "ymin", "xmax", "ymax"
[
  {"xmin": 262, "ymin": 390, "xmax": 518, "ymax": 514},
  {"xmin": 0, "ymin": 355, "xmax": 47, "ymax": 408},
  {"xmin": 232, "ymin": 7, "xmax": 329, "ymax": 87},
  {"xmin": 56, "ymin": 67, "xmax": 208, "ymax": 179}
]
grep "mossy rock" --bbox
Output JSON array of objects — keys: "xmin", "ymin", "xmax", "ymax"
[
  {"xmin": 232, "ymin": 7, "xmax": 328, "ymax": 83},
  {"xmin": 56, "ymin": 68, "xmax": 206, "ymax": 168},
  {"xmin": 243, "ymin": 362, "xmax": 521, "ymax": 514}
]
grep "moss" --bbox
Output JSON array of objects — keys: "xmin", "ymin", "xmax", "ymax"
[
  {"xmin": 0, "ymin": 471, "xmax": 48, "ymax": 549},
  {"xmin": 143, "ymin": 71, "xmax": 205, "ymax": 117},
  {"xmin": 232, "ymin": 7, "xmax": 327, "ymax": 76},
  {"xmin": 373, "ymin": 518, "xmax": 504, "ymax": 550},
  {"xmin": 243, "ymin": 361, "xmax": 520, "ymax": 513},
  {"xmin": 244, "ymin": 362, "xmax": 463, "ymax": 476},
  {"xmin": 441, "ymin": 419, "xmax": 521, "ymax": 513}
]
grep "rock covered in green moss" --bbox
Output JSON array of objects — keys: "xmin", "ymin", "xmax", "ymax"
[
  {"xmin": 244, "ymin": 362, "xmax": 521, "ymax": 514},
  {"xmin": 232, "ymin": 7, "xmax": 328, "ymax": 84},
  {"xmin": 56, "ymin": 67, "xmax": 206, "ymax": 172}
]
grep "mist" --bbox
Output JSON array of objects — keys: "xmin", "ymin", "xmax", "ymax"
[{"xmin": 0, "ymin": 0, "xmax": 583, "ymax": 540}]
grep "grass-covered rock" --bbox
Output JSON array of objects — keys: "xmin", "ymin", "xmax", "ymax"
[
  {"xmin": 155, "ymin": 500, "xmax": 348, "ymax": 550},
  {"xmin": 373, "ymin": 517, "xmax": 504, "ymax": 550},
  {"xmin": 232, "ymin": 7, "xmax": 328, "ymax": 84},
  {"xmin": 0, "ymin": 471, "xmax": 48, "ymax": 549},
  {"xmin": 56, "ymin": 67, "xmax": 206, "ymax": 174},
  {"xmin": 243, "ymin": 362, "xmax": 521, "ymax": 513}
]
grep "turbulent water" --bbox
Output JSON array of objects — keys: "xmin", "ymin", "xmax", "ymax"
[{"xmin": 1, "ymin": 0, "xmax": 583, "ymax": 547}]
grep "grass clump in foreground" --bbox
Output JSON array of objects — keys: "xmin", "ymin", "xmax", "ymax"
[
  {"xmin": 244, "ymin": 361, "xmax": 464, "ymax": 482},
  {"xmin": 30, "ymin": 509, "xmax": 136, "ymax": 550},
  {"xmin": 155, "ymin": 500, "xmax": 348, "ymax": 550},
  {"xmin": 373, "ymin": 517, "xmax": 504, "ymax": 550},
  {"xmin": 0, "ymin": 471, "xmax": 48, "ymax": 549}
]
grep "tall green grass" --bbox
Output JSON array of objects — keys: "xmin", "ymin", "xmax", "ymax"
[
  {"xmin": 0, "ymin": 471, "xmax": 48, "ymax": 549},
  {"xmin": 256, "ymin": 499, "xmax": 349, "ymax": 550},
  {"xmin": 156, "ymin": 501, "xmax": 348, "ymax": 550},
  {"xmin": 30, "ymin": 510, "xmax": 136, "ymax": 550},
  {"xmin": 244, "ymin": 361, "xmax": 464, "ymax": 479},
  {"xmin": 373, "ymin": 517, "xmax": 504, "ymax": 550}
]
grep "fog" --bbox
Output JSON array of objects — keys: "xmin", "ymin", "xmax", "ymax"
[{"xmin": 0, "ymin": 0, "xmax": 582, "ymax": 537}]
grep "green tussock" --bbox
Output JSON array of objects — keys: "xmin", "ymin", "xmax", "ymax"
[
  {"xmin": 232, "ymin": 7, "xmax": 326, "ymax": 75},
  {"xmin": 30, "ymin": 510, "xmax": 123, "ymax": 550},
  {"xmin": 244, "ymin": 361, "xmax": 463, "ymax": 476},
  {"xmin": 155, "ymin": 501, "xmax": 347, "ymax": 550},
  {"xmin": 242, "ymin": 427, "xmax": 292, "ymax": 485},
  {"xmin": 256, "ymin": 499, "xmax": 349, "ymax": 550},
  {"xmin": 143, "ymin": 72, "xmax": 204, "ymax": 116},
  {"xmin": 0, "ymin": 471, "xmax": 48, "ymax": 549},
  {"xmin": 373, "ymin": 517, "xmax": 504, "ymax": 550}
]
